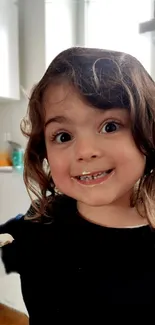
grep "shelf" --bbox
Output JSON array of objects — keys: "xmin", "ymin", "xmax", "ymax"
[
  {"xmin": 139, "ymin": 18, "xmax": 155, "ymax": 34},
  {"xmin": 0, "ymin": 166, "xmax": 13, "ymax": 172}
]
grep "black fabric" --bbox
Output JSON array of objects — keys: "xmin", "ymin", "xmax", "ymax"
[{"xmin": 1, "ymin": 196, "xmax": 155, "ymax": 323}]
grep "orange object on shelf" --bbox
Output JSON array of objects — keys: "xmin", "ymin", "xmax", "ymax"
[{"xmin": 0, "ymin": 152, "xmax": 12, "ymax": 166}]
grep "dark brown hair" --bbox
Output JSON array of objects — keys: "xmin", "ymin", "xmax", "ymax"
[{"xmin": 21, "ymin": 47, "xmax": 155, "ymax": 226}]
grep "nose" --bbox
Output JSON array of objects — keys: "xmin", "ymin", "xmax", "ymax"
[{"xmin": 74, "ymin": 136, "xmax": 103, "ymax": 162}]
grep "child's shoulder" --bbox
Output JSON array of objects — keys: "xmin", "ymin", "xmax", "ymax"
[
  {"xmin": 0, "ymin": 195, "xmax": 77, "ymax": 276},
  {"xmin": 0, "ymin": 195, "xmax": 76, "ymax": 240},
  {"xmin": 0, "ymin": 214, "xmax": 25, "ymax": 241}
]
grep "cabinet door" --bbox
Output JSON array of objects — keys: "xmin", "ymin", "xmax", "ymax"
[{"xmin": 0, "ymin": 0, "xmax": 20, "ymax": 100}]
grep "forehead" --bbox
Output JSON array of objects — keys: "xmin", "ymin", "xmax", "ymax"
[
  {"xmin": 43, "ymin": 83, "xmax": 77, "ymax": 106},
  {"xmin": 43, "ymin": 83, "xmax": 95, "ymax": 117},
  {"xmin": 43, "ymin": 83, "xmax": 130, "ymax": 129}
]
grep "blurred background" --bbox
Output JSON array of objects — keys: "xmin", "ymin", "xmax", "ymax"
[{"xmin": 0, "ymin": 0, "xmax": 154, "ymax": 317}]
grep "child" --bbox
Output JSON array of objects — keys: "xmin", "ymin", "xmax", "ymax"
[{"xmin": 1, "ymin": 46, "xmax": 155, "ymax": 322}]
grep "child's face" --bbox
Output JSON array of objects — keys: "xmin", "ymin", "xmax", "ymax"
[{"xmin": 44, "ymin": 83, "xmax": 145, "ymax": 207}]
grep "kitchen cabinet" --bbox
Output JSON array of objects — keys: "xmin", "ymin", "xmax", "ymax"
[{"xmin": 0, "ymin": 0, "xmax": 20, "ymax": 101}]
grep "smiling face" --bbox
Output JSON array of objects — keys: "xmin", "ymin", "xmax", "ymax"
[{"xmin": 44, "ymin": 83, "xmax": 145, "ymax": 209}]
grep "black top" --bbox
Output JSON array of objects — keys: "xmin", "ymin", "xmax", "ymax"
[{"xmin": 1, "ymin": 196, "xmax": 155, "ymax": 323}]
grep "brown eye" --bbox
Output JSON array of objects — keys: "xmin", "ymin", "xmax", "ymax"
[{"xmin": 101, "ymin": 122, "xmax": 121, "ymax": 133}]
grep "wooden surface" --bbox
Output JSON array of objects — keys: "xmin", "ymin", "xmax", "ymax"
[{"xmin": 0, "ymin": 303, "xmax": 29, "ymax": 325}]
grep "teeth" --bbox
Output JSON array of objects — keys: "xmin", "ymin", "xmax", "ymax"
[{"xmin": 78, "ymin": 171, "xmax": 110, "ymax": 181}]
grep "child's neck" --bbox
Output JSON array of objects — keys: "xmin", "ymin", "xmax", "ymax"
[{"xmin": 77, "ymin": 200, "xmax": 148, "ymax": 229}]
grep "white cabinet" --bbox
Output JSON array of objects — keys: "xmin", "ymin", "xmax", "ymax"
[{"xmin": 0, "ymin": 0, "xmax": 20, "ymax": 101}]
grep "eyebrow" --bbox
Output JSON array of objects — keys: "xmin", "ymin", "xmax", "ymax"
[{"xmin": 44, "ymin": 116, "xmax": 71, "ymax": 128}]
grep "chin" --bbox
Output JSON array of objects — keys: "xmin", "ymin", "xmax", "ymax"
[
  {"xmin": 88, "ymin": 200, "xmax": 113, "ymax": 207},
  {"xmin": 78, "ymin": 195, "xmax": 116, "ymax": 207}
]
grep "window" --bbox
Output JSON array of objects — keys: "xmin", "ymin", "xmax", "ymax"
[
  {"xmin": 45, "ymin": 0, "xmax": 76, "ymax": 67},
  {"xmin": 84, "ymin": 0, "xmax": 153, "ymax": 73}
]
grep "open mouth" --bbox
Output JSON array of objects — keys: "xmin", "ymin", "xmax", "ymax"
[{"xmin": 72, "ymin": 169, "xmax": 114, "ymax": 185}]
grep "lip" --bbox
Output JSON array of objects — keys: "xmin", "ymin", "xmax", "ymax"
[{"xmin": 71, "ymin": 169, "xmax": 115, "ymax": 187}]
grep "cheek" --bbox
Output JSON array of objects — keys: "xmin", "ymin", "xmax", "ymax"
[
  {"xmin": 114, "ymin": 137, "xmax": 145, "ymax": 175},
  {"xmin": 48, "ymin": 153, "xmax": 72, "ymax": 192},
  {"xmin": 47, "ymin": 149, "xmax": 70, "ymax": 177}
]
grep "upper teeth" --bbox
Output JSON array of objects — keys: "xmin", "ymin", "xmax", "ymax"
[{"xmin": 78, "ymin": 171, "xmax": 109, "ymax": 181}]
